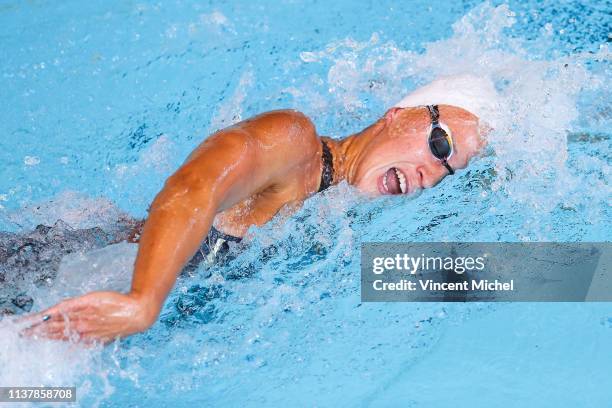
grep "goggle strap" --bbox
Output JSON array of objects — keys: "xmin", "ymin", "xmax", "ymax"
[
  {"xmin": 427, "ymin": 105, "xmax": 440, "ymax": 123},
  {"xmin": 442, "ymin": 160, "xmax": 455, "ymax": 175}
]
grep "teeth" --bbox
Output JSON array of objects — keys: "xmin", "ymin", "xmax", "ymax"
[
  {"xmin": 383, "ymin": 174, "xmax": 388, "ymax": 191},
  {"xmin": 395, "ymin": 168, "xmax": 407, "ymax": 194}
]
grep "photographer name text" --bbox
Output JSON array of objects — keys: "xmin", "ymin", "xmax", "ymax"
[{"xmin": 372, "ymin": 279, "xmax": 514, "ymax": 292}]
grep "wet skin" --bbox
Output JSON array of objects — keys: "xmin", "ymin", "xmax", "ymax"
[{"xmin": 20, "ymin": 105, "xmax": 483, "ymax": 343}]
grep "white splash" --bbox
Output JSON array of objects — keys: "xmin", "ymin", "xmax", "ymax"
[
  {"xmin": 30, "ymin": 242, "xmax": 138, "ymax": 310},
  {"xmin": 6, "ymin": 191, "xmax": 128, "ymax": 230},
  {"xmin": 0, "ymin": 319, "xmax": 109, "ymax": 407},
  {"xmin": 0, "ymin": 242, "xmax": 140, "ymax": 406},
  {"xmin": 293, "ymin": 2, "xmax": 610, "ymax": 217}
]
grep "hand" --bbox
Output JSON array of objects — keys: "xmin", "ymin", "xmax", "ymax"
[{"xmin": 19, "ymin": 291, "xmax": 157, "ymax": 344}]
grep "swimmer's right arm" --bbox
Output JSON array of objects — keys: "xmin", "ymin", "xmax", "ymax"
[
  {"xmin": 129, "ymin": 112, "xmax": 319, "ymax": 333},
  {"xmin": 20, "ymin": 110, "xmax": 318, "ymax": 343},
  {"xmin": 129, "ymin": 129, "xmax": 274, "ymax": 327}
]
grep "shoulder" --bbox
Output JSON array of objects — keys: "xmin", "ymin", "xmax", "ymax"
[
  {"xmin": 247, "ymin": 108, "xmax": 313, "ymax": 123},
  {"xmin": 238, "ymin": 109, "xmax": 320, "ymax": 154},
  {"xmin": 244, "ymin": 109, "xmax": 316, "ymax": 135}
]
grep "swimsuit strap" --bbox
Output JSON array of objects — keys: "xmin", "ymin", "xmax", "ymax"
[{"xmin": 318, "ymin": 139, "xmax": 334, "ymax": 192}]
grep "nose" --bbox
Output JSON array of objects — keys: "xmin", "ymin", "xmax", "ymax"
[
  {"xmin": 384, "ymin": 107, "xmax": 402, "ymax": 124},
  {"xmin": 417, "ymin": 164, "xmax": 447, "ymax": 189}
]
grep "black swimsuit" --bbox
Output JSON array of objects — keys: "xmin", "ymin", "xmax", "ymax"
[
  {"xmin": 318, "ymin": 139, "xmax": 334, "ymax": 192},
  {"xmin": 190, "ymin": 225, "xmax": 244, "ymax": 266},
  {"xmin": 197, "ymin": 139, "xmax": 335, "ymax": 264}
]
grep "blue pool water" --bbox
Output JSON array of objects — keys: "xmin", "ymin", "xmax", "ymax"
[{"xmin": 0, "ymin": 0, "xmax": 611, "ymax": 406}]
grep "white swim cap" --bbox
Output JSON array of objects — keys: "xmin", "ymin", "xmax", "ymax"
[{"xmin": 393, "ymin": 74, "xmax": 499, "ymax": 127}]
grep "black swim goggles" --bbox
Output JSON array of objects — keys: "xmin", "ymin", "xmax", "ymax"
[{"xmin": 426, "ymin": 105, "xmax": 455, "ymax": 175}]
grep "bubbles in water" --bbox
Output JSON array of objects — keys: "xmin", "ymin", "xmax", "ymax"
[
  {"xmin": 0, "ymin": 2, "xmax": 609, "ymax": 406},
  {"xmin": 0, "ymin": 319, "xmax": 110, "ymax": 406},
  {"xmin": 210, "ymin": 69, "xmax": 255, "ymax": 131},
  {"xmin": 5, "ymin": 191, "xmax": 128, "ymax": 231},
  {"xmin": 23, "ymin": 156, "xmax": 41, "ymax": 166},
  {"xmin": 290, "ymin": 2, "xmax": 610, "ymax": 239},
  {"xmin": 0, "ymin": 222, "xmax": 137, "ymax": 317}
]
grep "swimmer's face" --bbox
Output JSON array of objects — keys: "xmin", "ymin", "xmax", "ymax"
[{"xmin": 352, "ymin": 105, "xmax": 484, "ymax": 196}]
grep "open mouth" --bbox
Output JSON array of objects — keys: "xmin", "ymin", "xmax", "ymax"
[{"xmin": 379, "ymin": 167, "xmax": 408, "ymax": 195}]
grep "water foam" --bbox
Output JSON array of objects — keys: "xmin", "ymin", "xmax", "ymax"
[
  {"xmin": 292, "ymin": 2, "xmax": 609, "ymax": 233},
  {"xmin": 0, "ymin": 3, "xmax": 609, "ymax": 405}
]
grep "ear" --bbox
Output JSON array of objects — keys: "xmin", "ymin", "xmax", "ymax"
[{"xmin": 384, "ymin": 107, "xmax": 402, "ymax": 124}]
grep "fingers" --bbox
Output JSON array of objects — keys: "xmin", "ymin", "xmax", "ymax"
[
  {"xmin": 16, "ymin": 313, "xmax": 45, "ymax": 329},
  {"xmin": 17, "ymin": 306, "xmax": 60, "ymax": 327},
  {"xmin": 20, "ymin": 310, "xmax": 90, "ymax": 340},
  {"xmin": 17, "ymin": 297, "xmax": 89, "ymax": 329},
  {"xmin": 17, "ymin": 311, "xmax": 58, "ymax": 332},
  {"xmin": 24, "ymin": 321, "xmax": 113, "ymax": 345},
  {"xmin": 21, "ymin": 315, "xmax": 103, "ymax": 343},
  {"xmin": 23, "ymin": 321, "xmax": 72, "ymax": 341},
  {"xmin": 16, "ymin": 292, "xmax": 129, "ymax": 345}
]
